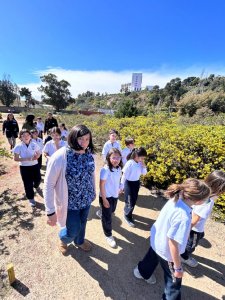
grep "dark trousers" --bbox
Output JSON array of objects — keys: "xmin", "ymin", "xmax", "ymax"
[
  {"xmin": 38, "ymin": 155, "xmax": 42, "ymax": 170},
  {"xmin": 99, "ymin": 196, "xmax": 118, "ymax": 237},
  {"xmin": 138, "ymin": 247, "xmax": 182, "ymax": 300},
  {"xmin": 181, "ymin": 230, "xmax": 204, "ymax": 260},
  {"xmin": 20, "ymin": 164, "xmax": 41, "ymax": 200},
  {"xmin": 124, "ymin": 179, "xmax": 140, "ymax": 220}
]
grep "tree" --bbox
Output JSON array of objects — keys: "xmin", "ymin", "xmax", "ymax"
[
  {"xmin": 0, "ymin": 75, "xmax": 17, "ymax": 107},
  {"xmin": 115, "ymin": 99, "xmax": 139, "ymax": 118},
  {"xmin": 38, "ymin": 73, "xmax": 73, "ymax": 111},
  {"xmin": 20, "ymin": 87, "xmax": 32, "ymax": 108}
]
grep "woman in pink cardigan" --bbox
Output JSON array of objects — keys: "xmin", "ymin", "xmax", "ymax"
[{"xmin": 44, "ymin": 124, "xmax": 96, "ymax": 254}]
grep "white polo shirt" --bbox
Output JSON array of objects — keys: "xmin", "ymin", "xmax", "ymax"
[
  {"xmin": 13, "ymin": 141, "xmax": 40, "ymax": 166},
  {"xmin": 36, "ymin": 121, "xmax": 44, "ymax": 133},
  {"xmin": 121, "ymin": 147, "xmax": 132, "ymax": 165},
  {"xmin": 43, "ymin": 140, "xmax": 67, "ymax": 158},
  {"xmin": 150, "ymin": 198, "xmax": 192, "ymax": 262},
  {"xmin": 100, "ymin": 165, "xmax": 122, "ymax": 198},
  {"xmin": 192, "ymin": 199, "xmax": 214, "ymax": 233},
  {"xmin": 32, "ymin": 138, "xmax": 44, "ymax": 152},
  {"xmin": 61, "ymin": 129, "xmax": 69, "ymax": 139},
  {"xmin": 121, "ymin": 159, "xmax": 147, "ymax": 186},
  {"xmin": 102, "ymin": 140, "xmax": 122, "ymax": 160}
]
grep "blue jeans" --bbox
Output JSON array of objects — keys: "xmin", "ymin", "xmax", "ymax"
[
  {"xmin": 138, "ymin": 247, "xmax": 182, "ymax": 300},
  {"xmin": 59, "ymin": 207, "xmax": 90, "ymax": 245}
]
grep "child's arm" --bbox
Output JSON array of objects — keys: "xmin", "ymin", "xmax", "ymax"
[
  {"xmin": 100, "ymin": 179, "xmax": 110, "ymax": 208},
  {"xmin": 191, "ymin": 211, "xmax": 201, "ymax": 228},
  {"xmin": 168, "ymin": 239, "xmax": 183, "ymax": 278},
  {"xmin": 14, "ymin": 153, "xmax": 35, "ymax": 162}
]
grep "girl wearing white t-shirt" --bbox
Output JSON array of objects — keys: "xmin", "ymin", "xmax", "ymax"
[
  {"xmin": 181, "ymin": 170, "xmax": 225, "ymax": 267},
  {"xmin": 121, "ymin": 147, "xmax": 147, "ymax": 227},
  {"xmin": 59, "ymin": 123, "xmax": 69, "ymax": 141},
  {"xmin": 121, "ymin": 137, "xmax": 135, "ymax": 166},
  {"xmin": 99, "ymin": 148, "xmax": 122, "ymax": 248},
  {"xmin": 43, "ymin": 127, "xmax": 66, "ymax": 165},
  {"xmin": 13, "ymin": 129, "xmax": 41, "ymax": 207},
  {"xmin": 134, "ymin": 179, "xmax": 210, "ymax": 299},
  {"xmin": 31, "ymin": 129, "xmax": 44, "ymax": 169}
]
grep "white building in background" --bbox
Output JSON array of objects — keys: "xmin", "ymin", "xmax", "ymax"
[{"xmin": 131, "ymin": 73, "xmax": 142, "ymax": 91}]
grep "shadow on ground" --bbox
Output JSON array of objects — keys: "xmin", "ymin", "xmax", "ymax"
[{"xmin": 0, "ymin": 188, "xmax": 44, "ymax": 256}]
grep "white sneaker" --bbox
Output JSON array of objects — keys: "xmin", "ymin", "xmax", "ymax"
[
  {"xmin": 123, "ymin": 216, "xmax": 135, "ymax": 227},
  {"xmin": 181, "ymin": 256, "xmax": 198, "ymax": 267},
  {"xmin": 96, "ymin": 209, "xmax": 102, "ymax": 219},
  {"xmin": 106, "ymin": 236, "xmax": 116, "ymax": 248},
  {"xmin": 133, "ymin": 266, "xmax": 156, "ymax": 284},
  {"xmin": 29, "ymin": 199, "xmax": 36, "ymax": 207}
]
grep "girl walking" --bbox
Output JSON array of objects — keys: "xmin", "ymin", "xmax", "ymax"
[
  {"xmin": 134, "ymin": 179, "xmax": 210, "ymax": 300},
  {"xmin": 2, "ymin": 113, "xmax": 19, "ymax": 149},
  {"xmin": 44, "ymin": 125, "xmax": 96, "ymax": 254},
  {"xmin": 43, "ymin": 127, "xmax": 66, "ymax": 165},
  {"xmin": 59, "ymin": 123, "xmax": 69, "ymax": 141},
  {"xmin": 99, "ymin": 148, "xmax": 122, "ymax": 248},
  {"xmin": 13, "ymin": 129, "xmax": 41, "ymax": 207},
  {"xmin": 121, "ymin": 147, "xmax": 147, "ymax": 227},
  {"xmin": 181, "ymin": 170, "xmax": 225, "ymax": 267}
]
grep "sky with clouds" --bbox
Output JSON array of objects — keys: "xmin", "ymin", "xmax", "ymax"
[{"xmin": 1, "ymin": 0, "xmax": 225, "ymax": 99}]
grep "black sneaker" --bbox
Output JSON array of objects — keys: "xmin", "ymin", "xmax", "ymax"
[{"xmin": 123, "ymin": 216, "xmax": 135, "ymax": 227}]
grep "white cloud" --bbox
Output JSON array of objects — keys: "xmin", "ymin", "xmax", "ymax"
[{"xmin": 19, "ymin": 66, "xmax": 225, "ymax": 100}]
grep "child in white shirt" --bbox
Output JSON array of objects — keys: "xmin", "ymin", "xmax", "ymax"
[
  {"xmin": 102, "ymin": 129, "xmax": 122, "ymax": 161},
  {"xmin": 134, "ymin": 179, "xmax": 210, "ymax": 299},
  {"xmin": 43, "ymin": 127, "xmax": 67, "ymax": 165},
  {"xmin": 121, "ymin": 138, "xmax": 135, "ymax": 166},
  {"xmin": 121, "ymin": 147, "xmax": 147, "ymax": 227},
  {"xmin": 31, "ymin": 129, "xmax": 44, "ymax": 170},
  {"xmin": 181, "ymin": 170, "xmax": 225, "ymax": 267},
  {"xmin": 36, "ymin": 117, "xmax": 44, "ymax": 139},
  {"xmin": 59, "ymin": 123, "xmax": 69, "ymax": 141},
  {"xmin": 13, "ymin": 129, "xmax": 41, "ymax": 207},
  {"xmin": 99, "ymin": 148, "xmax": 122, "ymax": 248}
]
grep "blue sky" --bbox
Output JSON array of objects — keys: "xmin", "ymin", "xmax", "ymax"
[{"xmin": 1, "ymin": 0, "xmax": 225, "ymax": 97}]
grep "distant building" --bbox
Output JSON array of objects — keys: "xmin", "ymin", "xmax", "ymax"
[
  {"xmin": 121, "ymin": 83, "xmax": 131, "ymax": 93},
  {"xmin": 131, "ymin": 73, "xmax": 142, "ymax": 91}
]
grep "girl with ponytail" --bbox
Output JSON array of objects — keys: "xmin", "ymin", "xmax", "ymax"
[{"xmin": 133, "ymin": 178, "xmax": 210, "ymax": 299}]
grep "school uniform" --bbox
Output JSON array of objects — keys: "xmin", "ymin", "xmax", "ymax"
[
  {"xmin": 138, "ymin": 199, "xmax": 192, "ymax": 300},
  {"xmin": 121, "ymin": 147, "xmax": 132, "ymax": 165},
  {"xmin": 181, "ymin": 198, "xmax": 214, "ymax": 260},
  {"xmin": 60, "ymin": 129, "xmax": 69, "ymax": 140},
  {"xmin": 99, "ymin": 165, "xmax": 122, "ymax": 237},
  {"xmin": 121, "ymin": 159, "xmax": 147, "ymax": 221},
  {"xmin": 32, "ymin": 138, "xmax": 44, "ymax": 169},
  {"xmin": 43, "ymin": 140, "xmax": 67, "ymax": 164},
  {"xmin": 36, "ymin": 122, "xmax": 44, "ymax": 138},
  {"xmin": 102, "ymin": 140, "xmax": 122, "ymax": 161},
  {"xmin": 13, "ymin": 141, "xmax": 41, "ymax": 200}
]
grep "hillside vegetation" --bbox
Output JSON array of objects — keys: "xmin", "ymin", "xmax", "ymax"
[{"xmin": 68, "ymin": 74, "xmax": 225, "ymax": 117}]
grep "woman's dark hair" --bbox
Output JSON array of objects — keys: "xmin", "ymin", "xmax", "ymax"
[
  {"xmin": 25, "ymin": 114, "xmax": 35, "ymax": 124},
  {"xmin": 68, "ymin": 124, "xmax": 95, "ymax": 153},
  {"xmin": 127, "ymin": 147, "xmax": 147, "ymax": 161},
  {"xmin": 106, "ymin": 148, "xmax": 123, "ymax": 171},
  {"xmin": 19, "ymin": 129, "xmax": 31, "ymax": 139},
  {"xmin": 60, "ymin": 123, "xmax": 67, "ymax": 131},
  {"xmin": 50, "ymin": 127, "xmax": 61, "ymax": 135},
  {"xmin": 125, "ymin": 137, "xmax": 135, "ymax": 146},
  {"xmin": 7, "ymin": 113, "xmax": 14, "ymax": 121}
]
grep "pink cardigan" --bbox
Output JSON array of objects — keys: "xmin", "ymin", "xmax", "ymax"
[{"xmin": 44, "ymin": 147, "xmax": 68, "ymax": 227}]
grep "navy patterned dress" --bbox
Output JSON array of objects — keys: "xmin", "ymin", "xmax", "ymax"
[{"xmin": 66, "ymin": 147, "xmax": 95, "ymax": 210}]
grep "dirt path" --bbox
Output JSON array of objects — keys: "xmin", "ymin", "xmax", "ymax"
[{"xmin": 0, "ymin": 114, "xmax": 224, "ymax": 300}]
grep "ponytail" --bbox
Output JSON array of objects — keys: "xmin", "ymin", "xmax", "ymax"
[
  {"xmin": 165, "ymin": 178, "xmax": 211, "ymax": 203},
  {"xmin": 127, "ymin": 147, "xmax": 147, "ymax": 161}
]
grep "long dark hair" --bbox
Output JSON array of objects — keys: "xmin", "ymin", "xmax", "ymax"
[
  {"xmin": 127, "ymin": 147, "xmax": 147, "ymax": 161},
  {"xmin": 25, "ymin": 114, "xmax": 35, "ymax": 125},
  {"xmin": 68, "ymin": 124, "xmax": 95, "ymax": 153},
  {"xmin": 7, "ymin": 113, "xmax": 15, "ymax": 121},
  {"xmin": 106, "ymin": 148, "xmax": 123, "ymax": 171}
]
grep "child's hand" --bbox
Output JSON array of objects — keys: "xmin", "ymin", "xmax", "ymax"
[
  {"xmin": 47, "ymin": 214, "xmax": 57, "ymax": 226},
  {"xmin": 119, "ymin": 189, "xmax": 124, "ymax": 195},
  {"xmin": 174, "ymin": 270, "xmax": 183, "ymax": 278},
  {"xmin": 103, "ymin": 199, "xmax": 110, "ymax": 208}
]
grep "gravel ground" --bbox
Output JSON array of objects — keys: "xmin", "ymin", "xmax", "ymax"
[{"xmin": 0, "ymin": 114, "xmax": 224, "ymax": 300}]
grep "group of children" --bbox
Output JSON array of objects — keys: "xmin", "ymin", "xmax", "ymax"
[{"xmin": 10, "ymin": 120, "xmax": 225, "ymax": 300}]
